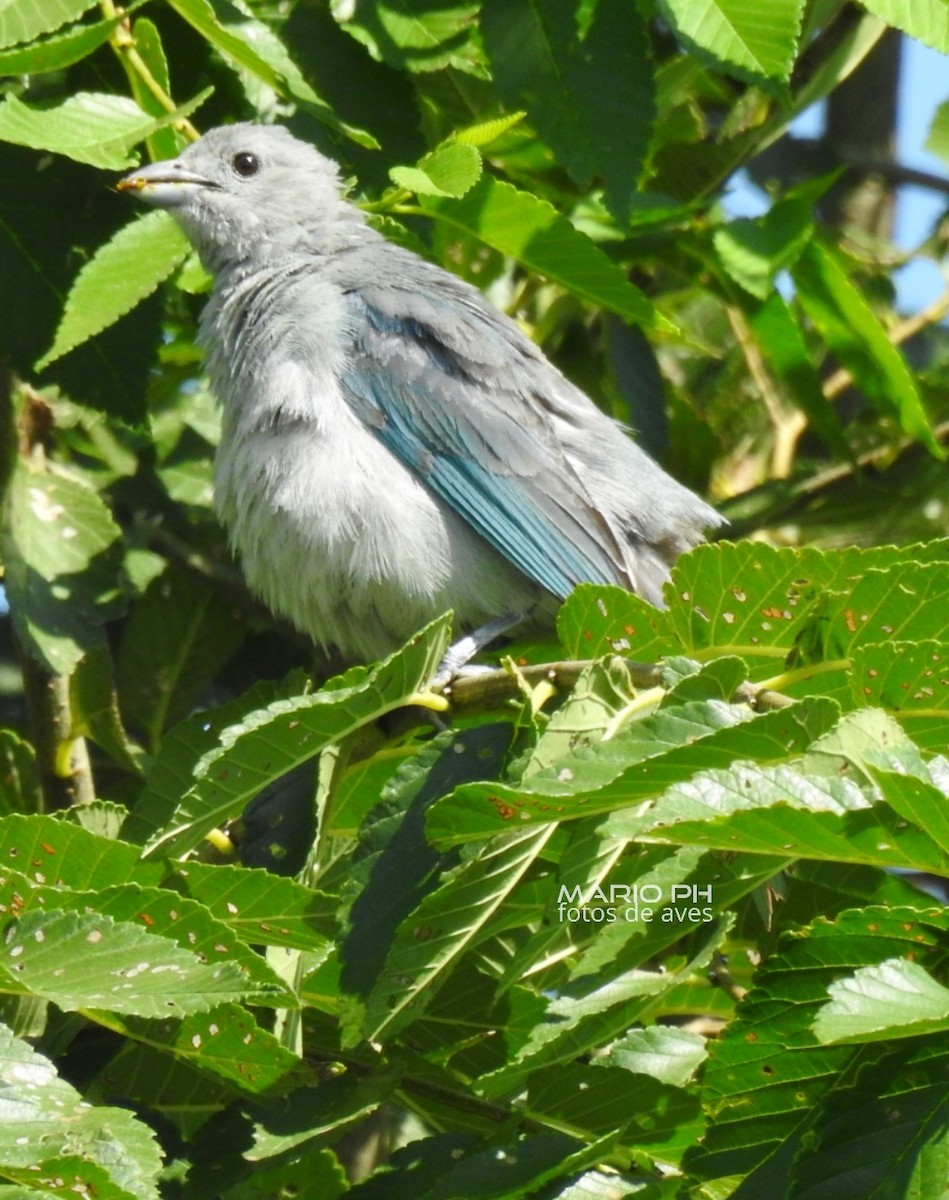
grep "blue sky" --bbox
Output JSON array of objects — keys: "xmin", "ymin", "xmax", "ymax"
[
  {"xmin": 894, "ymin": 36, "xmax": 949, "ymax": 311},
  {"xmin": 724, "ymin": 34, "xmax": 949, "ymax": 314}
]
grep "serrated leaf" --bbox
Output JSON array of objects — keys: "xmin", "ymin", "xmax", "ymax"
[
  {"xmin": 482, "ymin": 0, "xmax": 654, "ymax": 223},
  {"xmin": 686, "ymin": 906, "xmax": 949, "ymax": 1189},
  {"xmin": 604, "ymin": 1026, "xmax": 708, "ymax": 1086},
  {"xmin": 357, "ymin": 822, "xmax": 558, "ymax": 1044},
  {"xmin": 478, "ymin": 917, "xmax": 729, "ymax": 1099},
  {"xmin": 453, "ymin": 111, "xmax": 526, "ymax": 147},
  {"xmin": 390, "ymin": 141, "xmax": 482, "ymax": 198},
  {"xmin": 38, "ymin": 211, "xmax": 187, "ymax": 369},
  {"xmin": 0, "ymin": 89, "xmax": 211, "ymax": 169},
  {"xmin": 714, "ymin": 196, "xmax": 813, "ymax": 299},
  {"xmin": 0, "ymin": 908, "xmax": 251, "ymax": 1017},
  {"xmin": 423, "ymin": 174, "xmax": 664, "ymax": 328},
  {"xmin": 112, "ymin": 1001, "xmax": 307, "ymax": 1095},
  {"xmin": 852, "ymin": 640, "xmax": 949, "ymax": 753},
  {"xmin": 3, "ymin": 461, "xmax": 125, "ymax": 673},
  {"xmin": 330, "ymin": 0, "xmax": 482, "ymax": 74},
  {"xmin": 0, "ymin": 0, "xmax": 97, "ymax": 49},
  {"xmin": 0, "ymin": 813, "xmax": 164, "ymax": 890},
  {"xmin": 0, "ymin": 865, "xmax": 293, "ymax": 1010},
  {"xmin": 167, "ymin": 0, "xmax": 377, "ymax": 146},
  {"xmin": 749, "ymin": 290, "xmax": 850, "ymax": 458},
  {"xmin": 605, "ymin": 757, "xmax": 949, "ymax": 874},
  {"xmin": 143, "ymin": 615, "xmax": 453, "ymax": 859},
  {"xmin": 0, "ymin": 11, "xmax": 126, "ymax": 72},
  {"xmin": 0, "ymin": 1023, "xmax": 162, "ymax": 1200},
  {"xmin": 123, "ymin": 675, "xmax": 307, "ymax": 846},
  {"xmin": 792, "ymin": 241, "xmax": 943, "ymax": 458},
  {"xmin": 861, "ymin": 0, "xmax": 949, "ymax": 54},
  {"xmin": 813, "ymin": 958, "xmax": 949, "ymax": 1044},
  {"xmin": 428, "ymin": 698, "xmax": 838, "ymax": 846},
  {"xmin": 170, "ymin": 860, "xmax": 335, "ymax": 952},
  {"xmin": 657, "ymin": 0, "xmax": 806, "ymax": 90}
]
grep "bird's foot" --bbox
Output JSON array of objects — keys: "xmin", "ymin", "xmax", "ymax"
[{"xmin": 432, "ymin": 610, "xmax": 528, "ymax": 691}]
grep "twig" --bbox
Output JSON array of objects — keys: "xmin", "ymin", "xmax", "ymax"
[
  {"xmin": 726, "ymin": 305, "xmax": 808, "ymax": 478},
  {"xmin": 443, "ymin": 658, "xmax": 797, "ymax": 715},
  {"xmin": 100, "ymin": 0, "xmax": 200, "ymax": 142},
  {"xmin": 823, "ymin": 284, "xmax": 949, "ymax": 401}
]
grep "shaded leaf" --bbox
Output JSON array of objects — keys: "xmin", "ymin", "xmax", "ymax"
[
  {"xmin": 0, "ymin": 908, "xmax": 252, "ymax": 1017},
  {"xmin": 423, "ymin": 174, "xmax": 664, "ymax": 328},
  {"xmin": 0, "ymin": 0, "xmax": 98, "ymax": 49},
  {"xmin": 482, "ymin": 0, "xmax": 654, "ymax": 222},
  {"xmin": 813, "ymin": 958, "xmax": 949, "ymax": 1044},
  {"xmin": 0, "ymin": 1024, "xmax": 161, "ymax": 1200}
]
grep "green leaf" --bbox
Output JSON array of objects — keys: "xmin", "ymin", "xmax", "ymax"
[
  {"xmin": 330, "ymin": 0, "xmax": 482, "ymax": 74},
  {"xmin": 167, "ymin": 0, "xmax": 377, "ymax": 146},
  {"xmin": 478, "ymin": 917, "xmax": 729, "ymax": 1099},
  {"xmin": 852, "ymin": 640, "xmax": 949, "ymax": 752},
  {"xmin": 356, "ymin": 823, "xmax": 558, "ymax": 1044},
  {"xmin": 428, "ymin": 698, "xmax": 838, "ymax": 845},
  {"xmin": 143, "ymin": 614, "xmax": 453, "ymax": 859},
  {"xmin": 0, "ymin": 11, "xmax": 125, "ymax": 73},
  {"xmin": 452, "ymin": 112, "xmax": 526, "ymax": 147},
  {"xmin": 0, "ymin": 813, "xmax": 164, "ymax": 890},
  {"xmin": 714, "ymin": 196, "xmax": 813, "ymax": 299},
  {"xmin": 529, "ymin": 1062, "xmax": 703, "ymax": 1156},
  {"xmin": 0, "ymin": 0, "xmax": 98, "ymax": 49},
  {"xmin": 0, "ymin": 89, "xmax": 211, "ymax": 169},
  {"xmin": 3, "ymin": 460, "xmax": 125, "ymax": 673},
  {"xmin": 0, "ymin": 908, "xmax": 252, "ymax": 1017},
  {"xmin": 70, "ymin": 646, "xmax": 144, "ymax": 774},
  {"xmin": 792, "ymin": 241, "xmax": 943, "ymax": 458},
  {"xmin": 390, "ymin": 142, "xmax": 482, "ymax": 198},
  {"xmin": 792, "ymin": 1042, "xmax": 949, "ymax": 1200},
  {"xmin": 112, "ymin": 1001, "xmax": 308, "ymax": 1095},
  {"xmin": 423, "ymin": 174, "xmax": 665, "ymax": 329},
  {"xmin": 0, "ymin": 138, "xmax": 163, "ymax": 422},
  {"xmin": 116, "ymin": 565, "xmax": 246, "ymax": 751},
  {"xmin": 36, "ymin": 211, "xmax": 188, "ymax": 370},
  {"xmin": 925, "ymin": 98, "xmax": 949, "ymax": 167},
  {"xmin": 749, "ymin": 290, "xmax": 850, "ymax": 457},
  {"xmin": 657, "ymin": 0, "xmax": 806, "ymax": 90},
  {"xmin": 813, "ymin": 958, "xmax": 949, "ymax": 1044},
  {"xmin": 123, "ymin": 675, "xmax": 307, "ymax": 846},
  {"xmin": 604, "ymin": 1025, "xmax": 708, "ymax": 1087},
  {"xmin": 482, "ymin": 0, "xmax": 654, "ymax": 223},
  {"xmin": 686, "ymin": 906, "xmax": 949, "ymax": 1189},
  {"xmin": 0, "ymin": 732, "xmax": 40, "ymax": 816},
  {"xmin": 861, "ymin": 0, "xmax": 949, "ymax": 54},
  {"xmin": 170, "ymin": 860, "xmax": 335, "ymax": 952},
  {"xmin": 127, "ymin": 17, "xmax": 181, "ymax": 164},
  {"xmin": 0, "ymin": 1025, "xmax": 161, "ymax": 1200},
  {"xmin": 603, "ymin": 756, "xmax": 949, "ymax": 875}
]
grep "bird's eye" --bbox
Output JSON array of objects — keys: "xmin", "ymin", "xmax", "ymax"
[{"xmin": 232, "ymin": 152, "xmax": 260, "ymax": 178}]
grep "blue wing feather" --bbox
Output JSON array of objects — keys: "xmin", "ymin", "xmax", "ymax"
[{"xmin": 340, "ymin": 286, "xmax": 629, "ymax": 599}]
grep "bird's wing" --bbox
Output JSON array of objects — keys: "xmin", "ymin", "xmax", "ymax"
[{"xmin": 339, "ymin": 273, "xmax": 634, "ymax": 599}]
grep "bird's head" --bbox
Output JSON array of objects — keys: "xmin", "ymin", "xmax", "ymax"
[{"xmin": 119, "ymin": 124, "xmax": 358, "ymax": 271}]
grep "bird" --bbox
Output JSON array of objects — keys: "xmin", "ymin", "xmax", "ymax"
[{"xmin": 119, "ymin": 124, "xmax": 723, "ymax": 664}]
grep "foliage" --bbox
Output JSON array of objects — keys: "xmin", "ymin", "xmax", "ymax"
[{"xmin": 0, "ymin": 1, "xmax": 949, "ymax": 1198}]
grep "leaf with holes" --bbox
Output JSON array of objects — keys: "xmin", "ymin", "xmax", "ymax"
[{"xmin": 0, "ymin": 909, "xmax": 251, "ymax": 1017}]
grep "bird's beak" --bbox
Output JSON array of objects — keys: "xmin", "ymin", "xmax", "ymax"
[{"xmin": 117, "ymin": 159, "xmax": 218, "ymax": 208}]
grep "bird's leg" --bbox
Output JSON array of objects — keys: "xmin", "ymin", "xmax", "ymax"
[{"xmin": 433, "ymin": 610, "xmax": 529, "ymax": 690}]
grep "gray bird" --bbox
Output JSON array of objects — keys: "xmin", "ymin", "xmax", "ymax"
[{"xmin": 120, "ymin": 124, "xmax": 722, "ymax": 663}]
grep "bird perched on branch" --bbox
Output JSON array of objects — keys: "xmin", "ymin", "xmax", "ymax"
[{"xmin": 120, "ymin": 125, "xmax": 722, "ymax": 663}]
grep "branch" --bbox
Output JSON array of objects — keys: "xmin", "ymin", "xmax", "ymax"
[{"xmin": 441, "ymin": 658, "xmax": 795, "ymax": 714}]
